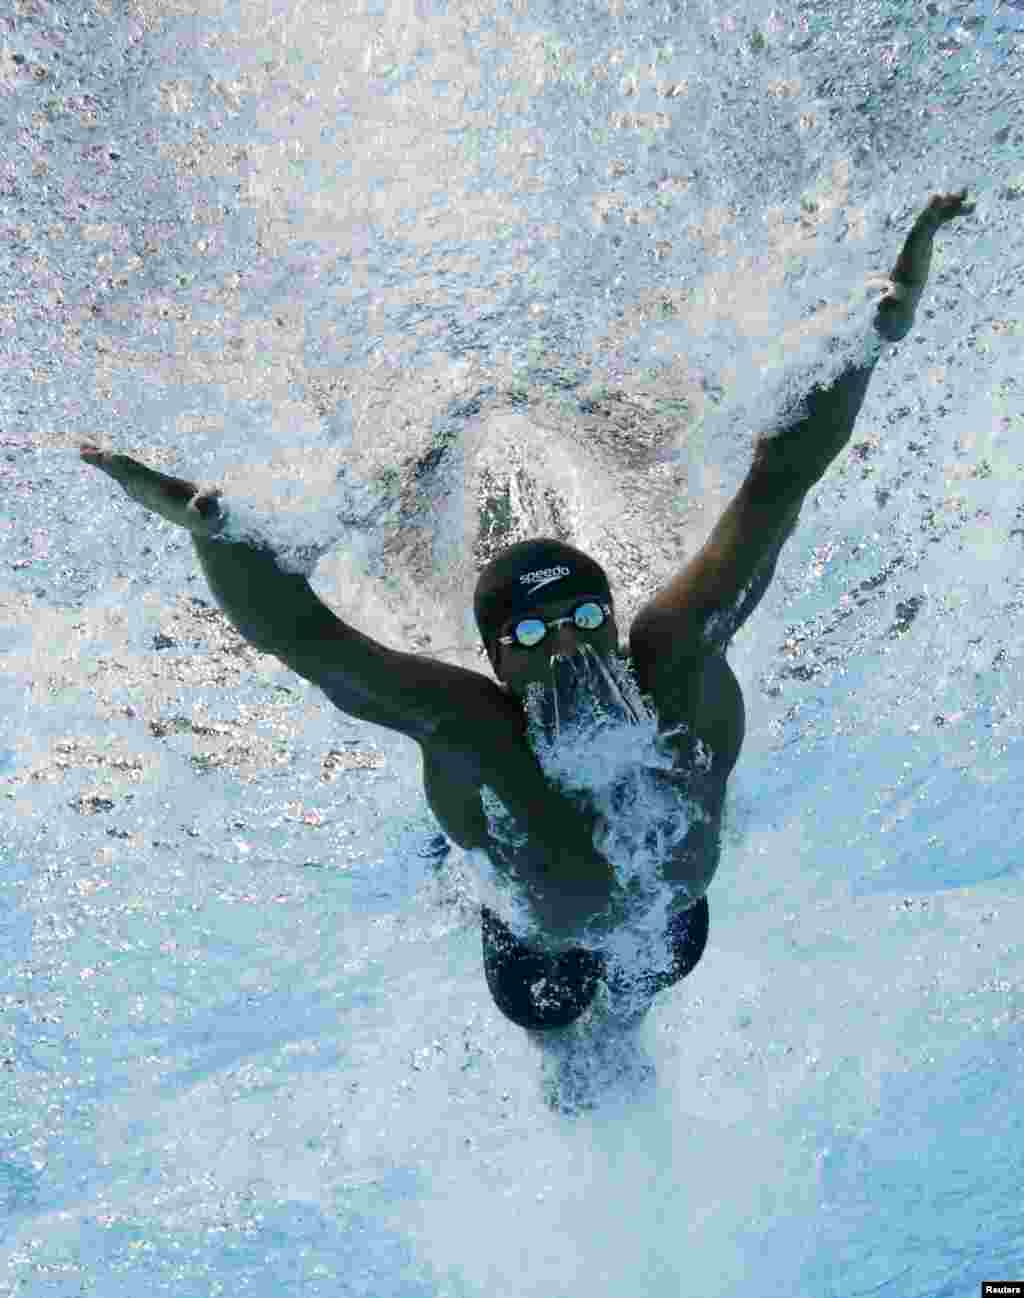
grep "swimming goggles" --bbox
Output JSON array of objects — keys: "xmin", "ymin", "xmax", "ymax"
[{"xmin": 497, "ymin": 600, "xmax": 612, "ymax": 649}]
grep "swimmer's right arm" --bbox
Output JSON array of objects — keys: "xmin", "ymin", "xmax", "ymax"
[
  {"xmin": 80, "ymin": 445, "xmax": 226, "ymax": 536},
  {"xmin": 79, "ymin": 445, "xmax": 336, "ymax": 656},
  {"xmin": 79, "ymin": 446, "xmax": 504, "ymax": 745}
]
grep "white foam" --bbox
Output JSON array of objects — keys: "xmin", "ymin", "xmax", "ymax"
[{"xmin": 519, "ymin": 646, "xmax": 705, "ymax": 956}]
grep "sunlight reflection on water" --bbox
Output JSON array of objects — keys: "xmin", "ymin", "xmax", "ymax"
[{"xmin": 2, "ymin": 0, "xmax": 1023, "ymax": 1294}]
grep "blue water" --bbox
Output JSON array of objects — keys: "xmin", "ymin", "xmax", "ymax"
[{"xmin": 2, "ymin": 0, "xmax": 1023, "ymax": 1294}]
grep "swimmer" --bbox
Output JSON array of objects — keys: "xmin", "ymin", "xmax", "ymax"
[{"xmin": 81, "ymin": 190, "xmax": 974, "ymax": 1040}]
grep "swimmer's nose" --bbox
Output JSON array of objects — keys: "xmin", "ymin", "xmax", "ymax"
[{"xmin": 550, "ymin": 623, "xmax": 580, "ymax": 656}]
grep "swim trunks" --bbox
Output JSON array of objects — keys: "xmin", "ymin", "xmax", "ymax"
[{"xmin": 480, "ymin": 894, "xmax": 710, "ymax": 1031}]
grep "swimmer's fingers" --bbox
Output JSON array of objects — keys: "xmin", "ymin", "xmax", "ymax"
[
  {"xmin": 873, "ymin": 189, "xmax": 974, "ymax": 340},
  {"xmin": 920, "ymin": 188, "xmax": 975, "ymax": 229},
  {"xmin": 79, "ymin": 445, "xmax": 223, "ymax": 536},
  {"xmin": 864, "ymin": 272, "xmax": 895, "ymax": 299}
]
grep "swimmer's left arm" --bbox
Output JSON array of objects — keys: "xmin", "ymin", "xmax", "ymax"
[
  {"xmin": 629, "ymin": 191, "xmax": 975, "ymax": 673},
  {"xmin": 750, "ymin": 189, "xmax": 975, "ymax": 493}
]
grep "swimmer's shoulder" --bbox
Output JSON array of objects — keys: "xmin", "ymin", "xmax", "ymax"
[{"xmin": 620, "ymin": 646, "xmax": 744, "ymax": 776}]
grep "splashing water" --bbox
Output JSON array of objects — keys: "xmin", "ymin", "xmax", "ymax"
[
  {"xmin": 523, "ymin": 645, "xmax": 707, "ymax": 960},
  {"xmin": 4, "ymin": 0, "xmax": 1024, "ymax": 1292},
  {"xmin": 473, "ymin": 643, "xmax": 706, "ymax": 1026}
]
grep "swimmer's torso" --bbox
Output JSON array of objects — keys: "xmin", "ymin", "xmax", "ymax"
[{"xmin": 419, "ymin": 650, "xmax": 743, "ymax": 942}]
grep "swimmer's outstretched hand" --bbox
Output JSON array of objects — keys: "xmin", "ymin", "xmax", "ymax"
[
  {"xmin": 872, "ymin": 188, "xmax": 975, "ymax": 341},
  {"xmin": 80, "ymin": 445, "xmax": 224, "ymax": 538}
]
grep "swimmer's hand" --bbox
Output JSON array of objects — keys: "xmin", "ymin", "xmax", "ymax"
[
  {"xmin": 871, "ymin": 188, "xmax": 975, "ymax": 341},
  {"xmin": 80, "ymin": 445, "xmax": 225, "ymax": 538}
]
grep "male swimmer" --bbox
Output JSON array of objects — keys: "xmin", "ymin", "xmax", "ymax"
[{"xmin": 81, "ymin": 190, "xmax": 974, "ymax": 1039}]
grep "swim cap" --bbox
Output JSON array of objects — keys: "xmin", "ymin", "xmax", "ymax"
[{"xmin": 473, "ymin": 538, "xmax": 612, "ymax": 660}]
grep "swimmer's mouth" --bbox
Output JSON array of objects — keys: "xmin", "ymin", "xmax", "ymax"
[{"xmin": 537, "ymin": 643, "xmax": 643, "ymax": 738}]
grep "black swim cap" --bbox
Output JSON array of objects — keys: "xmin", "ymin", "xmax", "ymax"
[{"xmin": 473, "ymin": 538, "xmax": 612, "ymax": 660}]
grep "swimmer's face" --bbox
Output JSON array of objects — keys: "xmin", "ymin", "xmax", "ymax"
[{"xmin": 489, "ymin": 592, "xmax": 619, "ymax": 698}]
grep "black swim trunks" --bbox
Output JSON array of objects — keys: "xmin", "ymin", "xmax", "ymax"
[
  {"xmin": 480, "ymin": 895, "xmax": 710, "ymax": 1031},
  {"xmin": 419, "ymin": 829, "xmax": 709, "ymax": 1031}
]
